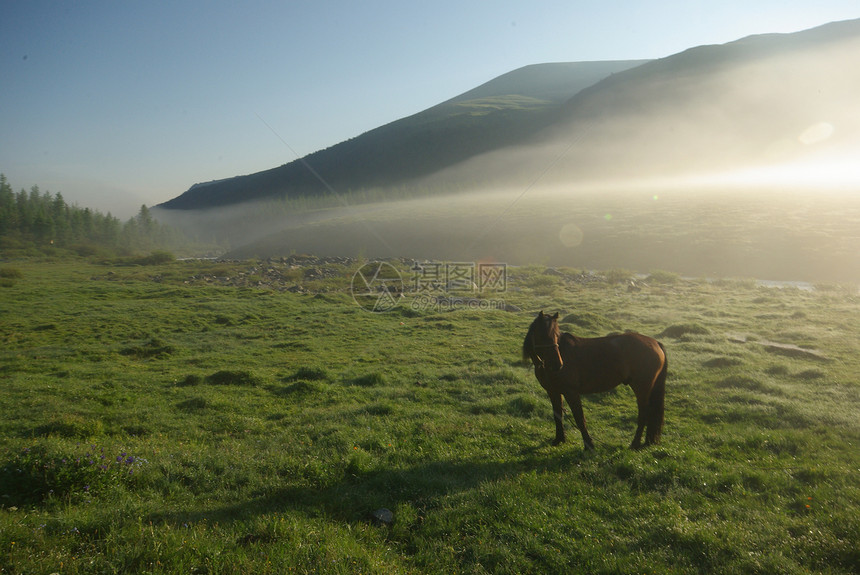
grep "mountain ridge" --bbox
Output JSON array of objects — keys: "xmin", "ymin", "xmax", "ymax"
[
  {"xmin": 158, "ymin": 18, "xmax": 860, "ymax": 212},
  {"xmin": 157, "ymin": 60, "xmax": 647, "ymax": 210}
]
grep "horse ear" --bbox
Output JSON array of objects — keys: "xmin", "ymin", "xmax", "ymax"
[
  {"xmin": 552, "ymin": 312, "xmax": 559, "ymax": 320},
  {"xmin": 538, "ymin": 310, "xmax": 544, "ymax": 317}
]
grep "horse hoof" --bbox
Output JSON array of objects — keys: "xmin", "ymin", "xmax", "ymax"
[{"xmin": 552, "ymin": 437, "xmax": 566, "ymax": 446}]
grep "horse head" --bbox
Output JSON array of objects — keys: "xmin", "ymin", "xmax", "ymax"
[{"xmin": 525, "ymin": 311, "xmax": 563, "ymax": 372}]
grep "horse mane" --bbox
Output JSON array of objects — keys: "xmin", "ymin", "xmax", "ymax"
[{"xmin": 522, "ymin": 318, "xmax": 538, "ymax": 362}]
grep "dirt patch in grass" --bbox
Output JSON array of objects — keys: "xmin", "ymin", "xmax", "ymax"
[
  {"xmin": 204, "ymin": 370, "xmax": 263, "ymax": 386},
  {"xmin": 120, "ymin": 338, "xmax": 174, "ymax": 359}
]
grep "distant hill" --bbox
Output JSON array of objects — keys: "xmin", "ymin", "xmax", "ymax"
[
  {"xmin": 157, "ymin": 61, "xmax": 646, "ymax": 210},
  {"xmin": 154, "ymin": 17, "xmax": 860, "ymax": 281},
  {"xmin": 159, "ymin": 18, "xmax": 860, "ymax": 213}
]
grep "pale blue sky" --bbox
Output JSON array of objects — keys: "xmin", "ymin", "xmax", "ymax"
[{"xmin": 1, "ymin": 0, "xmax": 858, "ymax": 216}]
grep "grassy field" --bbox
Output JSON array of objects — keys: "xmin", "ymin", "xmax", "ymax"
[{"xmin": 1, "ymin": 258, "xmax": 859, "ymax": 573}]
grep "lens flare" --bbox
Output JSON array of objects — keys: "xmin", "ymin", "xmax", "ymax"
[{"xmin": 559, "ymin": 223, "xmax": 584, "ymax": 247}]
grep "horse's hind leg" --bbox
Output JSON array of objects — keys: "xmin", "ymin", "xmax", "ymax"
[
  {"xmin": 631, "ymin": 414, "xmax": 646, "ymax": 449},
  {"xmin": 630, "ymin": 390, "xmax": 648, "ymax": 449},
  {"xmin": 565, "ymin": 394, "xmax": 595, "ymax": 451}
]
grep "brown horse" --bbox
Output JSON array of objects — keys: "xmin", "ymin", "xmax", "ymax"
[{"xmin": 523, "ymin": 311, "xmax": 667, "ymax": 450}]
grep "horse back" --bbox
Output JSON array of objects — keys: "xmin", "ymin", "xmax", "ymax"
[
  {"xmin": 600, "ymin": 332, "xmax": 664, "ymax": 368},
  {"xmin": 561, "ymin": 332, "xmax": 665, "ymax": 391}
]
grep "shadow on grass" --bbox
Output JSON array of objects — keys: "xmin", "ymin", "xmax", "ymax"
[{"xmin": 144, "ymin": 448, "xmax": 598, "ymax": 528}]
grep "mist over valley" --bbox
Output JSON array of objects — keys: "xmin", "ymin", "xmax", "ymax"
[{"xmin": 155, "ymin": 18, "xmax": 860, "ymax": 283}]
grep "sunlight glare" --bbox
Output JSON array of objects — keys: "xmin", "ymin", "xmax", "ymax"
[
  {"xmin": 799, "ymin": 122, "xmax": 835, "ymax": 145},
  {"xmin": 706, "ymin": 157, "xmax": 860, "ymax": 190}
]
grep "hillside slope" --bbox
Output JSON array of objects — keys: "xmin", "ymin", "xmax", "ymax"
[
  {"xmin": 160, "ymin": 18, "xmax": 860, "ymax": 212},
  {"xmin": 157, "ymin": 61, "xmax": 645, "ymax": 210}
]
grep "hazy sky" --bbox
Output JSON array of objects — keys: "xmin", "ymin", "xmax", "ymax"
[{"xmin": 2, "ymin": 1, "xmax": 858, "ymax": 217}]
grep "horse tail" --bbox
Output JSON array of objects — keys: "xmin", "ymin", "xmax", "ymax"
[{"xmin": 646, "ymin": 342, "xmax": 668, "ymax": 445}]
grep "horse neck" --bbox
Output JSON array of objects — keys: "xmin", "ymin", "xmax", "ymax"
[{"xmin": 556, "ymin": 332, "xmax": 575, "ymax": 355}]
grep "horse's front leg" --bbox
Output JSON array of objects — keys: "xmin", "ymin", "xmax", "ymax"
[
  {"xmin": 546, "ymin": 390, "xmax": 566, "ymax": 445},
  {"xmin": 537, "ymin": 367, "xmax": 566, "ymax": 445},
  {"xmin": 565, "ymin": 393, "xmax": 595, "ymax": 451}
]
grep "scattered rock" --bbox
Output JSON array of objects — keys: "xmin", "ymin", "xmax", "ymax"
[
  {"xmin": 758, "ymin": 341, "xmax": 829, "ymax": 362},
  {"xmin": 372, "ymin": 508, "xmax": 394, "ymax": 525},
  {"xmin": 183, "ymin": 256, "xmax": 356, "ymax": 292},
  {"xmin": 727, "ymin": 334, "xmax": 829, "ymax": 361}
]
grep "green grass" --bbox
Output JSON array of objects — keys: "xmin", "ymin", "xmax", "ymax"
[{"xmin": 1, "ymin": 259, "xmax": 858, "ymax": 573}]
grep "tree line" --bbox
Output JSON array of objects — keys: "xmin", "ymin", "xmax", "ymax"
[{"xmin": 0, "ymin": 174, "xmax": 186, "ymax": 257}]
